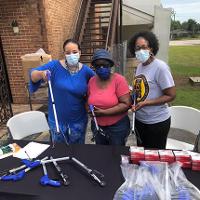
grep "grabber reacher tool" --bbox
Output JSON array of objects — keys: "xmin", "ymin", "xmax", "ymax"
[
  {"xmin": 50, "ymin": 156, "xmax": 70, "ymax": 186},
  {"xmin": 89, "ymin": 104, "xmax": 105, "ymax": 142},
  {"xmin": 0, "ymin": 156, "xmax": 48, "ymax": 181},
  {"xmin": 40, "ymin": 162, "xmax": 61, "ymax": 187},
  {"xmin": 131, "ymin": 77, "xmax": 142, "ymax": 145},
  {"xmin": 131, "ymin": 92, "xmax": 136, "ymax": 135},
  {"xmin": 131, "ymin": 93, "xmax": 142, "ymax": 145},
  {"xmin": 71, "ymin": 157, "xmax": 106, "ymax": 187},
  {"xmin": 46, "ymin": 71, "xmax": 68, "ymax": 147}
]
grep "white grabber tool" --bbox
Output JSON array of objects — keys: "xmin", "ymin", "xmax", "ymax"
[
  {"xmin": 132, "ymin": 92, "xmax": 136, "ymax": 135},
  {"xmin": 46, "ymin": 71, "xmax": 68, "ymax": 147},
  {"xmin": 131, "ymin": 78, "xmax": 142, "ymax": 145}
]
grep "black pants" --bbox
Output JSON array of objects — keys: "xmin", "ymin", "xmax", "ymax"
[{"xmin": 135, "ymin": 117, "xmax": 171, "ymax": 149}]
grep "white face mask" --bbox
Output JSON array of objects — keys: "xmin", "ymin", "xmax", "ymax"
[
  {"xmin": 65, "ymin": 53, "xmax": 80, "ymax": 66},
  {"xmin": 135, "ymin": 49, "xmax": 150, "ymax": 63}
]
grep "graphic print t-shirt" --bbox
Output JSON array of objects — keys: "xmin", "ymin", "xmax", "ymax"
[{"xmin": 134, "ymin": 58, "xmax": 175, "ymax": 124}]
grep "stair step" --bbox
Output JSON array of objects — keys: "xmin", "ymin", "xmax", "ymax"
[
  {"xmin": 87, "ymin": 20, "xmax": 110, "ymax": 24},
  {"xmin": 84, "ymin": 27, "xmax": 108, "ymax": 31},
  {"xmin": 83, "ymin": 33, "xmax": 106, "ymax": 37},
  {"xmin": 83, "ymin": 37, "xmax": 105, "ymax": 41},
  {"xmin": 81, "ymin": 45, "xmax": 105, "ymax": 48},
  {"xmin": 87, "ymin": 16, "xmax": 110, "ymax": 20},
  {"xmin": 89, "ymin": 10, "xmax": 110, "ymax": 14},
  {"xmin": 81, "ymin": 50, "xmax": 95, "ymax": 54},
  {"xmin": 82, "ymin": 39, "xmax": 106, "ymax": 42},
  {"xmin": 89, "ymin": 8, "xmax": 111, "ymax": 12},
  {"xmin": 83, "ymin": 36, "xmax": 106, "ymax": 40},
  {"xmin": 84, "ymin": 35, "xmax": 106, "ymax": 39},
  {"xmin": 91, "ymin": 1, "xmax": 112, "ymax": 4},
  {"xmin": 86, "ymin": 21, "xmax": 109, "ymax": 25},
  {"xmin": 90, "ymin": 5, "xmax": 111, "ymax": 8},
  {"xmin": 85, "ymin": 27, "xmax": 105, "ymax": 30},
  {"xmin": 81, "ymin": 53, "xmax": 93, "ymax": 56},
  {"xmin": 82, "ymin": 41, "xmax": 106, "ymax": 45},
  {"xmin": 83, "ymin": 31, "xmax": 107, "ymax": 36}
]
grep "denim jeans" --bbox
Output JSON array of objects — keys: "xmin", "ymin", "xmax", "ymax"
[
  {"xmin": 49, "ymin": 117, "xmax": 88, "ymax": 144},
  {"xmin": 91, "ymin": 115, "xmax": 130, "ymax": 145}
]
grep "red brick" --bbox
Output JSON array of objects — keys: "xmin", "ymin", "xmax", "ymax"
[{"xmin": 0, "ymin": 0, "xmax": 81, "ymax": 103}]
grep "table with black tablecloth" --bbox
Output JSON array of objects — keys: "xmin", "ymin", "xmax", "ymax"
[{"xmin": 0, "ymin": 141, "xmax": 200, "ymax": 200}]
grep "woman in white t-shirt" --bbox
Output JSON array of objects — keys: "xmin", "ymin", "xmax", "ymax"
[{"xmin": 128, "ymin": 31, "xmax": 176, "ymax": 149}]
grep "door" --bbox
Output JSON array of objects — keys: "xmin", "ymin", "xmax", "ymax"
[{"xmin": 0, "ymin": 36, "xmax": 13, "ymax": 125}]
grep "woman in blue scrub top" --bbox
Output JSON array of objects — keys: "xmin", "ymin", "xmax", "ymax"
[{"xmin": 30, "ymin": 39, "xmax": 95, "ymax": 144}]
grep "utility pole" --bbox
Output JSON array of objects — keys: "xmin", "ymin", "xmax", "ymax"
[
  {"xmin": 171, "ymin": 9, "xmax": 176, "ymax": 39},
  {"xmin": 171, "ymin": 9, "xmax": 176, "ymax": 22}
]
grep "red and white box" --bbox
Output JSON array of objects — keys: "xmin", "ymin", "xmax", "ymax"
[
  {"xmin": 173, "ymin": 150, "xmax": 191, "ymax": 168},
  {"xmin": 145, "ymin": 150, "xmax": 159, "ymax": 161},
  {"xmin": 190, "ymin": 152, "xmax": 200, "ymax": 171},
  {"xmin": 159, "ymin": 150, "xmax": 175, "ymax": 164},
  {"xmin": 129, "ymin": 146, "xmax": 145, "ymax": 164}
]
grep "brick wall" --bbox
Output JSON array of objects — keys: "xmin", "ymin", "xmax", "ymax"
[
  {"xmin": 0, "ymin": 0, "xmax": 81, "ymax": 103},
  {"xmin": 43, "ymin": 0, "xmax": 81, "ymax": 59},
  {"xmin": 0, "ymin": 0, "xmax": 48, "ymax": 103}
]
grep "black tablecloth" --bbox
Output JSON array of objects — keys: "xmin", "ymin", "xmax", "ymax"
[{"xmin": 0, "ymin": 141, "xmax": 200, "ymax": 200}]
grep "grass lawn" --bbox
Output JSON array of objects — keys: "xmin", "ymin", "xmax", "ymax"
[{"xmin": 169, "ymin": 46, "xmax": 200, "ymax": 109}]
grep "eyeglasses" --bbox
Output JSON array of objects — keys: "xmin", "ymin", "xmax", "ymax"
[
  {"xmin": 93, "ymin": 62, "xmax": 112, "ymax": 68},
  {"xmin": 93, "ymin": 65, "xmax": 111, "ymax": 69},
  {"xmin": 134, "ymin": 45, "xmax": 149, "ymax": 51}
]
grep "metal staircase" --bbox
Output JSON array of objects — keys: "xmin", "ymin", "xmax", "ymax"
[{"xmin": 73, "ymin": 0, "xmax": 120, "ymax": 66}]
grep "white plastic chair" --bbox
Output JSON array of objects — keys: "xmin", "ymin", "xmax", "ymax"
[
  {"xmin": 7, "ymin": 111, "xmax": 50, "ymax": 140},
  {"xmin": 166, "ymin": 106, "xmax": 200, "ymax": 150}
]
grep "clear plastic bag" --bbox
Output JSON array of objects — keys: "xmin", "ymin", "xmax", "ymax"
[
  {"xmin": 113, "ymin": 164, "xmax": 138, "ymax": 200},
  {"xmin": 169, "ymin": 162, "xmax": 200, "ymax": 200},
  {"xmin": 140, "ymin": 161, "xmax": 170, "ymax": 200},
  {"xmin": 113, "ymin": 161, "xmax": 200, "ymax": 200},
  {"xmin": 113, "ymin": 163, "xmax": 165, "ymax": 200}
]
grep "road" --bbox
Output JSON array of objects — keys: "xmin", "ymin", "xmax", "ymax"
[{"xmin": 169, "ymin": 39, "xmax": 200, "ymax": 46}]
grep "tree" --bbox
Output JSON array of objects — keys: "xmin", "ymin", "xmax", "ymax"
[
  {"xmin": 181, "ymin": 21, "xmax": 188, "ymax": 31},
  {"xmin": 187, "ymin": 19, "xmax": 198, "ymax": 34},
  {"xmin": 171, "ymin": 20, "xmax": 181, "ymax": 31},
  {"xmin": 197, "ymin": 23, "xmax": 200, "ymax": 32}
]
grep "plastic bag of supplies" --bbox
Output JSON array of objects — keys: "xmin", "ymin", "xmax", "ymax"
[
  {"xmin": 169, "ymin": 162, "xmax": 200, "ymax": 200},
  {"xmin": 113, "ymin": 162, "xmax": 166, "ymax": 200},
  {"xmin": 113, "ymin": 161, "xmax": 200, "ymax": 200}
]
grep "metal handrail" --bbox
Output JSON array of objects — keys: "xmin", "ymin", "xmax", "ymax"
[
  {"xmin": 71, "ymin": 0, "xmax": 84, "ymax": 39},
  {"xmin": 105, "ymin": 0, "xmax": 115, "ymax": 49},
  {"xmin": 78, "ymin": 0, "xmax": 91, "ymax": 44}
]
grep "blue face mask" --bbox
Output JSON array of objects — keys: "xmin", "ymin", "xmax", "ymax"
[
  {"xmin": 65, "ymin": 53, "xmax": 80, "ymax": 66},
  {"xmin": 96, "ymin": 67, "xmax": 111, "ymax": 80},
  {"xmin": 135, "ymin": 49, "xmax": 150, "ymax": 63}
]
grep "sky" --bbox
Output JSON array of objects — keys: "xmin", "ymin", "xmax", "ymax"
[{"xmin": 161, "ymin": 0, "xmax": 200, "ymax": 23}]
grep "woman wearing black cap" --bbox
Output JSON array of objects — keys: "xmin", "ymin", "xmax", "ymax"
[{"xmin": 87, "ymin": 49, "xmax": 131, "ymax": 145}]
